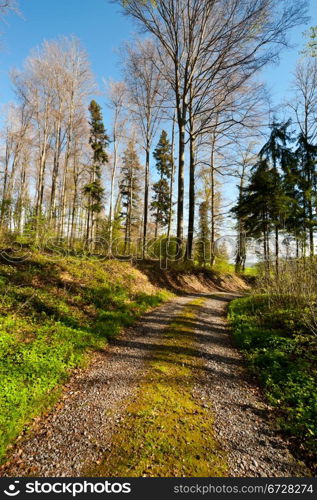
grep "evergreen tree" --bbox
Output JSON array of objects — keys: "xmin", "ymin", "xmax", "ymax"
[
  {"xmin": 295, "ymin": 134, "xmax": 317, "ymax": 257},
  {"xmin": 259, "ymin": 120, "xmax": 294, "ymax": 272},
  {"xmin": 120, "ymin": 140, "xmax": 142, "ymax": 254},
  {"xmin": 83, "ymin": 100, "xmax": 109, "ymax": 245},
  {"xmin": 151, "ymin": 131, "xmax": 173, "ymax": 237},
  {"xmin": 232, "ymin": 158, "xmax": 284, "ymax": 274}
]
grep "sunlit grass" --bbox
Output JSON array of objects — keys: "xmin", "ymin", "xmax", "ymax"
[{"xmin": 0, "ymin": 252, "xmax": 172, "ymax": 463}]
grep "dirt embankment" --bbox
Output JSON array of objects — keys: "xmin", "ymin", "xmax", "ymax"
[{"xmin": 135, "ymin": 261, "xmax": 249, "ymax": 295}]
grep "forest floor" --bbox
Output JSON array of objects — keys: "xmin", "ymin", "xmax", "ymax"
[{"xmin": 0, "ymin": 292, "xmax": 309, "ymax": 477}]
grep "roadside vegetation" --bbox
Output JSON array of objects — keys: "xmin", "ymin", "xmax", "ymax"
[
  {"xmin": 0, "ymin": 252, "xmax": 172, "ymax": 463},
  {"xmin": 229, "ymin": 259, "xmax": 317, "ymax": 468}
]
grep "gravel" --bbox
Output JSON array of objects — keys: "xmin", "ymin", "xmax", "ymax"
[
  {"xmin": 193, "ymin": 293, "xmax": 309, "ymax": 477},
  {"xmin": 0, "ymin": 297, "xmax": 190, "ymax": 477},
  {"xmin": 0, "ymin": 292, "xmax": 309, "ymax": 477}
]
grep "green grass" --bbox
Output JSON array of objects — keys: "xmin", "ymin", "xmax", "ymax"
[
  {"xmin": 242, "ymin": 266, "xmax": 259, "ymax": 277},
  {"xmin": 88, "ymin": 299, "xmax": 227, "ymax": 477},
  {"xmin": 0, "ymin": 252, "xmax": 172, "ymax": 463},
  {"xmin": 229, "ymin": 295, "xmax": 317, "ymax": 465}
]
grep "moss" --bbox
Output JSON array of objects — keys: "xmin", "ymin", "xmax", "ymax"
[{"xmin": 88, "ymin": 299, "xmax": 227, "ymax": 477}]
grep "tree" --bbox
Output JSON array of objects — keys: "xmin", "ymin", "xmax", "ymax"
[
  {"xmin": 198, "ymin": 136, "xmax": 223, "ymax": 268},
  {"xmin": 120, "ymin": 140, "xmax": 142, "ymax": 254},
  {"xmin": 0, "ymin": 102, "xmax": 32, "ymax": 230},
  {"xmin": 295, "ymin": 134, "xmax": 317, "ymax": 257},
  {"xmin": 302, "ymin": 26, "xmax": 317, "ymax": 58},
  {"xmin": 232, "ymin": 123, "xmax": 294, "ymax": 275},
  {"xmin": 122, "ymin": 38, "xmax": 166, "ymax": 256},
  {"xmin": 232, "ymin": 159, "xmax": 275, "ymax": 273},
  {"xmin": 259, "ymin": 119, "xmax": 294, "ymax": 272},
  {"xmin": 83, "ymin": 100, "xmax": 109, "ymax": 247},
  {"xmin": 119, "ymin": 0, "xmax": 308, "ymax": 252},
  {"xmin": 11, "ymin": 37, "xmax": 94, "ymax": 243},
  {"xmin": 0, "ymin": 0, "xmax": 17, "ymax": 24},
  {"xmin": 106, "ymin": 80, "xmax": 127, "ymax": 249},
  {"xmin": 151, "ymin": 130, "xmax": 173, "ymax": 237},
  {"xmin": 289, "ymin": 58, "xmax": 317, "ymax": 256},
  {"xmin": 231, "ymin": 143, "xmax": 258, "ymax": 273}
]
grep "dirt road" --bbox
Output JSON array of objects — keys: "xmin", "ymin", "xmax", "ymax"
[{"xmin": 0, "ymin": 294, "xmax": 307, "ymax": 477}]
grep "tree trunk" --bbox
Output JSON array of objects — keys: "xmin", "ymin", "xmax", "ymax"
[
  {"xmin": 143, "ymin": 142, "xmax": 150, "ymax": 258},
  {"xmin": 108, "ymin": 132, "xmax": 118, "ymax": 253},
  {"xmin": 49, "ymin": 120, "xmax": 62, "ymax": 227},
  {"xmin": 235, "ymin": 170, "xmax": 246, "ymax": 273},
  {"xmin": 0, "ymin": 142, "xmax": 10, "ymax": 228},
  {"xmin": 167, "ymin": 114, "xmax": 175, "ymax": 239},
  {"xmin": 275, "ymin": 226, "xmax": 279, "ymax": 276},
  {"xmin": 186, "ymin": 131, "xmax": 195, "ymax": 260},
  {"xmin": 177, "ymin": 109, "xmax": 186, "ymax": 245}
]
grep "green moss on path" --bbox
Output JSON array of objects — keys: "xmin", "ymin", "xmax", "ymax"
[{"xmin": 89, "ymin": 299, "xmax": 227, "ymax": 477}]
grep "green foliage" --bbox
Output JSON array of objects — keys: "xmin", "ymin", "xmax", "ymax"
[
  {"xmin": 233, "ymin": 120, "xmax": 294, "ymax": 240},
  {"xmin": 212, "ymin": 258, "xmax": 235, "ymax": 274},
  {"xmin": 151, "ymin": 130, "xmax": 173, "ymax": 233},
  {"xmin": 120, "ymin": 140, "xmax": 142, "ymax": 244},
  {"xmin": 0, "ymin": 253, "xmax": 172, "ymax": 462},
  {"xmin": 232, "ymin": 119, "xmax": 317, "ymax": 261},
  {"xmin": 302, "ymin": 26, "xmax": 317, "ymax": 57},
  {"xmin": 229, "ymin": 295, "xmax": 317, "ymax": 462},
  {"xmin": 83, "ymin": 100, "xmax": 109, "ymax": 216}
]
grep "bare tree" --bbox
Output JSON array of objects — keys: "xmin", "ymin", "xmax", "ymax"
[
  {"xmin": 1, "ymin": 37, "xmax": 97, "ymax": 246},
  {"xmin": 0, "ymin": 102, "xmax": 32, "ymax": 229},
  {"xmin": 122, "ymin": 37, "xmax": 167, "ymax": 256},
  {"xmin": 289, "ymin": 58, "xmax": 317, "ymax": 256},
  {"xmin": 118, "ymin": 0, "xmax": 308, "ymax": 251},
  {"xmin": 10, "ymin": 37, "xmax": 95, "ymax": 243},
  {"xmin": 0, "ymin": 0, "xmax": 17, "ymax": 21},
  {"xmin": 105, "ymin": 79, "xmax": 127, "ymax": 249}
]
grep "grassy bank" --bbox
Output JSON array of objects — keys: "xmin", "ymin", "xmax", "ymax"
[
  {"xmin": 88, "ymin": 299, "xmax": 227, "ymax": 477},
  {"xmin": 0, "ymin": 252, "xmax": 172, "ymax": 462},
  {"xmin": 229, "ymin": 295, "xmax": 317, "ymax": 466}
]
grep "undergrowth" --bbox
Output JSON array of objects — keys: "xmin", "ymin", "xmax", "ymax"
[
  {"xmin": 229, "ymin": 294, "xmax": 317, "ymax": 468},
  {"xmin": 0, "ymin": 252, "xmax": 172, "ymax": 463}
]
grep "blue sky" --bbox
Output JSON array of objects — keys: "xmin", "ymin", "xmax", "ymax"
[
  {"xmin": 0, "ymin": 0, "xmax": 133, "ymax": 109},
  {"xmin": 1, "ymin": 0, "xmax": 316, "ymax": 117}
]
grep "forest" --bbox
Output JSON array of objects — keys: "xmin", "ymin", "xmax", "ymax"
[{"xmin": 0, "ymin": 0, "xmax": 316, "ymax": 480}]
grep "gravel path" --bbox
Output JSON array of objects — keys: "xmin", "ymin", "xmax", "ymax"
[
  {"xmin": 0, "ymin": 293, "xmax": 308, "ymax": 477},
  {"xmin": 193, "ymin": 293, "xmax": 308, "ymax": 477},
  {"xmin": 0, "ymin": 297, "xmax": 190, "ymax": 477}
]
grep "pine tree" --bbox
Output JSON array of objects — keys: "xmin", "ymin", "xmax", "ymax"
[
  {"xmin": 151, "ymin": 131, "xmax": 173, "ymax": 238},
  {"xmin": 120, "ymin": 140, "xmax": 142, "ymax": 254},
  {"xmin": 295, "ymin": 134, "xmax": 317, "ymax": 257},
  {"xmin": 83, "ymin": 100, "xmax": 109, "ymax": 247},
  {"xmin": 232, "ymin": 158, "xmax": 283, "ymax": 274},
  {"xmin": 259, "ymin": 120, "xmax": 294, "ymax": 273}
]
